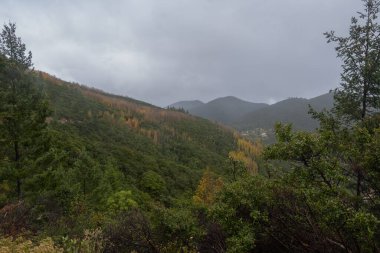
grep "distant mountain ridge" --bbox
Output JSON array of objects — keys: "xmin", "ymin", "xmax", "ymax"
[
  {"xmin": 169, "ymin": 100, "xmax": 205, "ymax": 110},
  {"xmin": 170, "ymin": 93, "xmax": 334, "ymax": 131},
  {"xmin": 169, "ymin": 96, "xmax": 268, "ymax": 125},
  {"xmin": 235, "ymin": 93, "xmax": 334, "ymax": 131}
]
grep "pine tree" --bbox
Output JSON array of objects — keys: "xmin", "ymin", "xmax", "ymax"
[
  {"xmin": 325, "ymin": 0, "xmax": 380, "ymax": 121},
  {"xmin": 0, "ymin": 22, "xmax": 32, "ymax": 69},
  {"xmin": 0, "ymin": 22, "xmax": 50, "ymax": 199}
]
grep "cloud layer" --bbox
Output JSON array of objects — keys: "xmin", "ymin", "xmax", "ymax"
[{"xmin": 1, "ymin": 0, "xmax": 362, "ymax": 106}]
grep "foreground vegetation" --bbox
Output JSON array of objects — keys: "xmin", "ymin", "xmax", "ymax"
[{"xmin": 1, "ymin": 0, "xmax": 380, "ymax": 252}]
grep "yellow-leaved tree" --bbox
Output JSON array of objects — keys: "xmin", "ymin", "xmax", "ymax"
[
  {"xmin": 193, "ymin": 169, "xmax": 223, "ymax": 207},
  {"xmin": 228, "ymin": 137, "xmax": 263, "ymax": 179}
]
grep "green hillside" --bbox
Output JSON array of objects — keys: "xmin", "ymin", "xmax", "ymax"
[
  {"xmin": 0, "ymin": 66, "xmax": 243, "ymax": 249},
  {"xmin": 37, "ymin": 71, "xmax": 236, "ymax": 194}
]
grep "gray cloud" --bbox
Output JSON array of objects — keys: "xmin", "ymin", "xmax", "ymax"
[{"xmin": 1, "ymin": 0, "xmax": 363, "ymax": 106}]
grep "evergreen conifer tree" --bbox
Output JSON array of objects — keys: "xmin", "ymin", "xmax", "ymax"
[
  {"xmin": 0, "ymin": 22, "xmax": 50, "ymax": 199},
  {"xmin": 325, "ymin": 0, "xmax": 380, "ymax": 120}
]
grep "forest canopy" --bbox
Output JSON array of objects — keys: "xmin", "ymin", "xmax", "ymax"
[{"xmin": 1, "ymin": 1, "xmax": 380, "ymax": 252}]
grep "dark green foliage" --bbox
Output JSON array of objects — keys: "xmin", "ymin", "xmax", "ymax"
[
  {"xmin": 140, "ymin": 170, "xmax": 167, "ymax": 198},
  {"xmin": 153, "ymin": 205, "xmax": 203, "ymax": 252},
  {"xmin": 264, "ymin": 122, "xmax": 379, "ymax": 252},
  {"xmin": 0, "ymin": 23, "xmax": 50, "ymax": 200},
  {"xmin": 104, "ymin": 209, "xmax": 160, "ymax": 253},
  {"xmin": 211, "ymin": 176, "xmax": 271, "ymax": 252},
  {"xmin": 0, "ymin": 22, "xmax": 32, "ymax": 69},
  {"xmin": 209, "ymin": 118, "xmax": 380, "ymax": 252},
  {"xmin": 325, "ymin": 0, "xmax": 380, "ymax": 120}
]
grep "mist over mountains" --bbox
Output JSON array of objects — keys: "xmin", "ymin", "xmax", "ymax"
[
  {"xmin": 169, "ymin": 100, "xmax": 205, "ymax": 111},
  {"xmin": 169, "ymin": 92, "xmax": 334, "ymax": 131},
  {"xmin": 170, "ymin": 96, "xmax": 268, "ymax": 125}
]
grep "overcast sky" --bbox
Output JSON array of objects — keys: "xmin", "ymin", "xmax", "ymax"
[{"xmin": 1, "ymin": 0, "xmax": 363, "ymax": 106}]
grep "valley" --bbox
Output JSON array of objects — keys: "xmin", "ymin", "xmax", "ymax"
[
  {"xmin": 1, "ymin": 1, "xmax": 380, "ymax": 252},
  {"xmin": 170, "ymin": 93, "xmax": 334, "ymax": 142}
]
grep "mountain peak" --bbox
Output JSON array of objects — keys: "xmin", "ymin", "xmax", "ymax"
[
  {"xmin": 235, "ymin": 92, "xmax": 334, "ymax": 131},
  {"xmin": 168, "ymin": 100, "xmax": 205, "ymax": 110},
  {"xmin": 169, "ymin": 96, "xmax": 268, "ymax": 125}
]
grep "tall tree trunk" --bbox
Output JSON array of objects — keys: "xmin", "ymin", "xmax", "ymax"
[
  {"xmin": 355, "ymin": 169, "xmax": 363, "ymax": 210},
  {"xmin": 83, "ymin": 178, "xmax": 86, "ymax": 196},
  {"xmin": 14, "ymin": 140, "xmax": 21, "ymax": 199},
  {"xmin": 16, "ymin": 178, "xmax": 21, "ymax": 200},
  {"xmin": 356, "ymin": 170, "xmax": 362, "ymax": 198},
  {"xmin": 361, "ymin": 89, "xmax": 367, "ymax": 119}
]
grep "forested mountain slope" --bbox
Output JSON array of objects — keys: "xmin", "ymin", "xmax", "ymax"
[
  {"xmin": 35, "ymin": 71, "xmax": 236, "ymax": 198},
  {"xmin": 234, "ymin": 93, "xmax": 334, "ymax": 131},
  {"xmin": 170, "ymin": 94, "xmax": 334, "ymax": 132},
  {"xmin": 2, "ymin": 63, "xmax": 253, "ymax": 252}
]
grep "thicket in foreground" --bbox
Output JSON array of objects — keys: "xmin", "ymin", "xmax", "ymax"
[{"xmin": 208, "ymin": 1, "xmax": 380, "ymax": 251}]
